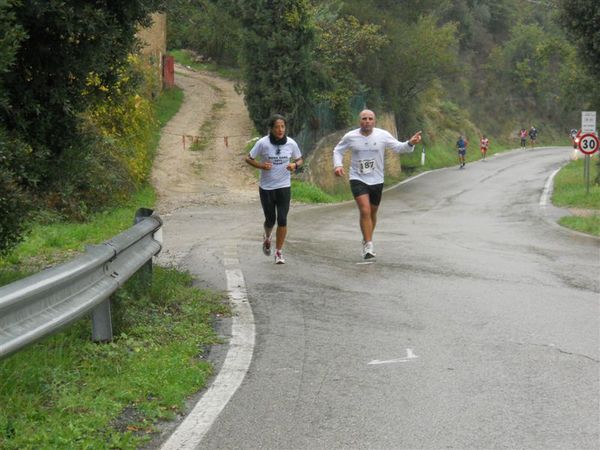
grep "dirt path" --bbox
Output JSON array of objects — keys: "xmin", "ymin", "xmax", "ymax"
[{"xmin": 151, "ymin": 64, "xmax": 257, "ymax": 214}]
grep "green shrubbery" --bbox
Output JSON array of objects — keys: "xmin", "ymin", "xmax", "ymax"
[{"xmin": 0, "ymin": 1, "xmax": 163, "ymax": 255}]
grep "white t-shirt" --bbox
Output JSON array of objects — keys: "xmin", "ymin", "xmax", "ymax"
[
  {"xmin": 249, "ymin": 136, "xmax": 302, "ymax": 190},
  {"xmin": 333, "ymin": 127, "xmax": 414, "ymax": 185}
]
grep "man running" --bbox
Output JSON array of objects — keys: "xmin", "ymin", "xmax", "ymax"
[
  {"xmin": 457, "ymin": 135, "xmax": 467, "ymax": 168},
  {"xmin": 333, "ymin": 109, "xmax": 422, "ymax": 260},
  {"xmin": 528, "ymin": 125, "xmax": 538, "ymax": 148},
  {"xmin": 245, "ymin": 114, "xmax": 303, "ymax": 264}
]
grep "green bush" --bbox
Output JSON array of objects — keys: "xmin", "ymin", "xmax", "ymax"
[
  {"xmin": 0, "ymin": 170, "xmax": 31, "ymax": 256},
  {"xmin": 0, "ymin": 130, "xmax": 34, "ymax": 255},
  {"xmin": 167, "ymin": 0, "xmax": 242, "ymax": 67},
  {"xmin": 43, "ymin": 137, "xmax": 136, "ymax": 221}
]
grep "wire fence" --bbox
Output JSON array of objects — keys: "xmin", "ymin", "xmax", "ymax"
[
  {"xmin": 294, "ymin": 95, "xmax": 366, "ymax": 159},
  {"xmin": 159, "ymin": 95, "xmax": 366, "ymax": 157}
]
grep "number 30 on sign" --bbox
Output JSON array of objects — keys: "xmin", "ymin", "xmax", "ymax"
[{"xmin": 578, "ymin": 133, "xmax": 599, "ymax": 155}]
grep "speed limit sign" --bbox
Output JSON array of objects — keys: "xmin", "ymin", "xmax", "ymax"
[{"xmin": 578, "ymin": 133, "xmax": 599, "ymax": 155}]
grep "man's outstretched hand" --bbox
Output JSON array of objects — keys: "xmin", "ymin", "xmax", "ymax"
[{"xmin": 409, "ymin": 131, "xmax": 423, "ymax": 146}]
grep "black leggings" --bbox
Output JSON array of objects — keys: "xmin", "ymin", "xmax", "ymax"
[{"xmin": 259, "ymin": 187, "xmax": 291, "ymax": 228}]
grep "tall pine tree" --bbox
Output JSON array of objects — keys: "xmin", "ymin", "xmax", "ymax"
[{"xmin": 240, "ymin": 0, "xmax": 316, "ymax": 135}]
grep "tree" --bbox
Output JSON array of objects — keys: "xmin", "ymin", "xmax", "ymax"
[
  {"xmin": 314, "ymin": 15, "xmax": 388, "ymax": 127},
  {"xmin": 167, "ymin": 0, "xmax": 242, "ymax": 66},
  {"xmin": 377, "ymin": 15, "xmax": 459, "ymax": 130},
  {"xmin": 0, "ymin": 0, "xmax": 31, "ymax": 255},
  {"xmin": 2, "ymin": 1, "xmax": 163, "ymax": 176},
  {"xmin": 0, "ymin": 0, "xmax": 163, "ymax": 254},
  {"xmin": 481, "ymin": 21, "xmax": 585, "ymax": 130},
  {"xmin": 557, "ymin": 0, "xmax": 600, "ymax": 75},
  {"xmin": 558, "ymin": 0, "xmax": 600, "ymax": 182},
  {"xmin": 240, "ymin": 0, "xmax": 317, "ymax": 135},
  {"xmin": 326, "ymin": 1, "xmax": 460, "ymax": 130}
]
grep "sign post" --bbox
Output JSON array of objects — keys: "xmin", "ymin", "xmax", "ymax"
[
  {"xmin": 581, "ymin": 111, "xmax": 597, "ymax": 133},
  {"xmin": 577, "ymin": 132, "xmax": 599, "ymax": 194},
  {"xmin": 579, "ymin": 112, "xmax": 597, "ymax": 195}
]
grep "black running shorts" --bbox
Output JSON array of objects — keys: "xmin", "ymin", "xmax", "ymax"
[{"xmin": 350, "ymin": 180, "xmax": 383, "ymax": 206}]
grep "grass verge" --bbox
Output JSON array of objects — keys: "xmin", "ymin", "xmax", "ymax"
[
  {"xmin": 190, "ymin": 95, "xmax": 226, "ymax": 153},
  {"xmin": 552, "ymin": 157, "xmax": 600, "ymax": 236},
  {"xmin": 0, "ymin": 187, "xmax": 156, "ymax": 285},
  {"xmin": 155, "ymin": 86, "xmax": 184, "ymax": 128},
  {"xmin": 291, "ymin": 179, "xmax": 351, "ymax": 203},
  {"xmin": 0, "ymin": 268, "xmax": 228, "ymax": 449},
  {"xmin": 0, "ymin": 83, "xmax": 231, "ymax": 448}
]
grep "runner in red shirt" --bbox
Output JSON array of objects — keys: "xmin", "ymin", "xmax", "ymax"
[
  {"xmin": 519, "ymin": 128, "xmax": 527, "ymax": 149},
  {"xmin": 480, "ymin": 135, "xmax": 490, "ymax": 160}
]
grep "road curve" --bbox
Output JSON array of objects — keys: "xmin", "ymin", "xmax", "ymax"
[{"xmin": 160, "ymin": 146, "xmax": 599, "ymax": 450}]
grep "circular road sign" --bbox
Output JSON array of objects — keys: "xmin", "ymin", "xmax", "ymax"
[{"xmin": 578, "ymin": 133, "xmax": 599, "ymax": 155}]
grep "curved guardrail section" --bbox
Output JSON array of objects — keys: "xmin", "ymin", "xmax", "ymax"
[{"xmin": 0, "ymin": 214, "xmax": 162, "ymax": 360}]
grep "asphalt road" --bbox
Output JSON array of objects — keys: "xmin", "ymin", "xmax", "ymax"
[{"xmin": 158, "ymin": 146, "xmax": 599, "ymax": 450}]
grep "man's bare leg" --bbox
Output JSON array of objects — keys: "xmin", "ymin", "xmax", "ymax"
[{"xmin": 356, "ymin": 194, "xmax": 373, "ymax": 242}]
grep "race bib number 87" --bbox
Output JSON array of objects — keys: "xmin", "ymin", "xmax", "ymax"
[{"xmin": 358, "ymin": 159, "xmax": 375, "ymax": 174}]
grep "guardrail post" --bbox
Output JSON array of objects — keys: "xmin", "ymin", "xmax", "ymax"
[
  {"xmin": 90, "ymin": 208, "xmax": 154, "ymax": 344},
  {"xmin": 92, "ymin": 299, "xmax": 113, "ymax": 342},
  {"xmin": 135, "ymin": 208, "xmax": 154, "ymax": 286},
  {"xmin": 0, "ymin": 209, "xmax": 162, "ymax": 358}
]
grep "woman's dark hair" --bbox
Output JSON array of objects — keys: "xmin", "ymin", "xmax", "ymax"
[{"xmin": 268, "ymin": 114, "xmax": 287, "ymax": 129}]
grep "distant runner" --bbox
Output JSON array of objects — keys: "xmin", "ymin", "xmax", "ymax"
[
  {"xmin": 528, "ymin": 125, "xmax": 538, "ymax": 148},
  {"xmin": 333, "ymin": 109, "xmax": 422, "ymax": 260},
  {"xmin": 245, "ymin": 114, "xmax": 303, "ymax": 264},
  {"xmin": 480, "ymin": 135, "xmax": 490, "ymax": 160},
  {"xmin": 519, "ymin": 128, "xmax": 528, "ymax": 149},
  {"xmin": 457, "ymin": 135, "xmax": 467, "ymax": 168}
]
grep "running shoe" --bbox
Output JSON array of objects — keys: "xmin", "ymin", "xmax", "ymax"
[
  {"xmin": 262, "ymin": 235, "xmax": 272, "ymax": 256},
  {"xmin": 274, "ymin": 250, "xmax": 285, "ymax": 264},
  {"xmin": 363, "ymin": 241, "xmax": 376, "ymax": 259}
]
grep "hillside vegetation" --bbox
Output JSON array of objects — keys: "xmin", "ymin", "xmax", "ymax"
[
  {"xmin": 1, "ymin": 1, "xmax": 598, "ymax": 254},
  {"xmin": 167, "ymin": 0, "xmax": 598, "ymax": 155}
]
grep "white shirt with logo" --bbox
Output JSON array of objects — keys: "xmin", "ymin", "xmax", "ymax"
[
  {"xmin": 249, "ymin": 136, "xmax": 302, "ymax": 190},
  {"xmin": 333, "ymin": 127, "xmax": 414, "ymax": 185}
]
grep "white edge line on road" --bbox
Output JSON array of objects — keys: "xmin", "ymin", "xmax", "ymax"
[
  {"xmin": 161, "ymin": 248, "xmax": 255, "ymax": 450},
  {"xmin": 540, "ymin": 167, "xmax": 561, "ymax": 207},
  {"xmin": 384, "ymin": 170, "xmax": 431, "ymax": 193}
]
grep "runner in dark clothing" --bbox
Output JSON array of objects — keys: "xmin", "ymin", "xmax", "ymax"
[
  {"xmin": 528, "ymin": 126, "xmax": 538, "ymax": 148},
  {"xmin": 456, "ymin": 135, "xmax": 467, "ymax": 168}
]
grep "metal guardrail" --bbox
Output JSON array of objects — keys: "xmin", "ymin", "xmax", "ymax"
[{"xmin": 0, "ymin": 210, "xmax": 163, "ymax": 360}]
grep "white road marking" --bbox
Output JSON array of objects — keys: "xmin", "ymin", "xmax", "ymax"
[
  {"xmin": 385, "ymin": 171, "xmax": 430, "ymax": 192},
  {"xmin": 161, "ymin": 245, "xmax": 255, "ymax": 450},
  {"xmin": 368, "ymin": 348, "xmax": 419, "ymax": 365},
  {"xmin": 540, "ymin": 167, "xmax": 561, "ymax": 207},
  {"xmin": 223, "ymin": 257, "xmax": 239, "ymax": 266}
]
